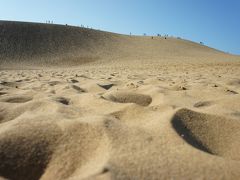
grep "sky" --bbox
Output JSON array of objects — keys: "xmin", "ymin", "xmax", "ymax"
[{"xmin": 0, "ymin": 0, "xmax": 239, "ymax": 55}]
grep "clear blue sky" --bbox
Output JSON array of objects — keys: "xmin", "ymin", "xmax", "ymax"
[{"xmin": 0, "ymin": 0, "xmax": 239, "ymax": 55}]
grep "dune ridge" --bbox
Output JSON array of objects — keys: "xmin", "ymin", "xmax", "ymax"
[
  {"xmin": 0, "ymin": 21, "xmax": 240, "ymax": 179},
  {"xmin": 1, "ymin": 21, "xmax": 240, "ymax": 69}
]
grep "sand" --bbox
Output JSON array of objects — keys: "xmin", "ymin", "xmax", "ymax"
[{"xmin": 0, "ymin": 21, "xmax": 240, "ymax": 180}]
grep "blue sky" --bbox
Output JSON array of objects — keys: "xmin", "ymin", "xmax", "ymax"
[{"xmin": 0, "ymin": 0, "xmax": 239, "ymax": 55}]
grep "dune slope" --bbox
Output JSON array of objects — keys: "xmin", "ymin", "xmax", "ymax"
[{"xmin": 1, "ymin": 21, "xmax": 239, "ymax": 68}]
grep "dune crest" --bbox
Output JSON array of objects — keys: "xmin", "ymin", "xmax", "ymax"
[{"xmin": 1, "ymin": 21, "xmax": 240, "ymax": 69}]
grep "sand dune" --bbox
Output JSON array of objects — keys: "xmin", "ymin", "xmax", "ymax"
[
  {"xmin": 1, "ymin": 20, "xmax": 240, "ymax": 69},
  {"xmin": 0, "ymin": 21, "xmax": 240, "ymax": 179}
]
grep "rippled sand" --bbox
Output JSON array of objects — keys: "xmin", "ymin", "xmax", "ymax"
[{"xmin": 1, "ymin": 61, "xmax": 240, "ymax": 180}]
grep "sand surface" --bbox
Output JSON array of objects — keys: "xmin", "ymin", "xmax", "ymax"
[{"xmin": 0, "ymin": 21, "xmax": 240, "ymax": 180}]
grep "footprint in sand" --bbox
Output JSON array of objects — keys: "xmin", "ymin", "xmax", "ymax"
[
  {"xmin": 48, "ymin": 81, "xmax": 62, "ymax": 86},
  {"xmin": 0, "ymin": 92, "xmax": 7, "ymax": 96},
  {"xmin": 225, "ymin": 89, "xmax": 238, "ymax": 95},
  {"xmin": 54, "ymin": 97, "xmax": 71, "ymax": 105},
  {"xmin": 0, "ymin": 119, "xmax": 62, "ymax": 180},
  {"xmin": 0, "ymin": 95, "xmax": 32, "ymax": 103},
  {"xmin": 71, "ymin": 85, "xmax": 86, "ymax": 93},
  {"xmin": 171, "ymin": 108, "xmax": 240, "ymax": 160},
  {"xmin": 193, "ymin": 101, "xmax": 213, "ymax": 108},
  {"xmin": 102, "ymin": 91, "xmax": 152, "ymax": 106},
  {"xmin": 227, "ymin": 79, "xmax": 240, "ymax": 87},
  {"xmin": 97, "ymin": 83, "xmax": 114, "ymax": 90}
]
